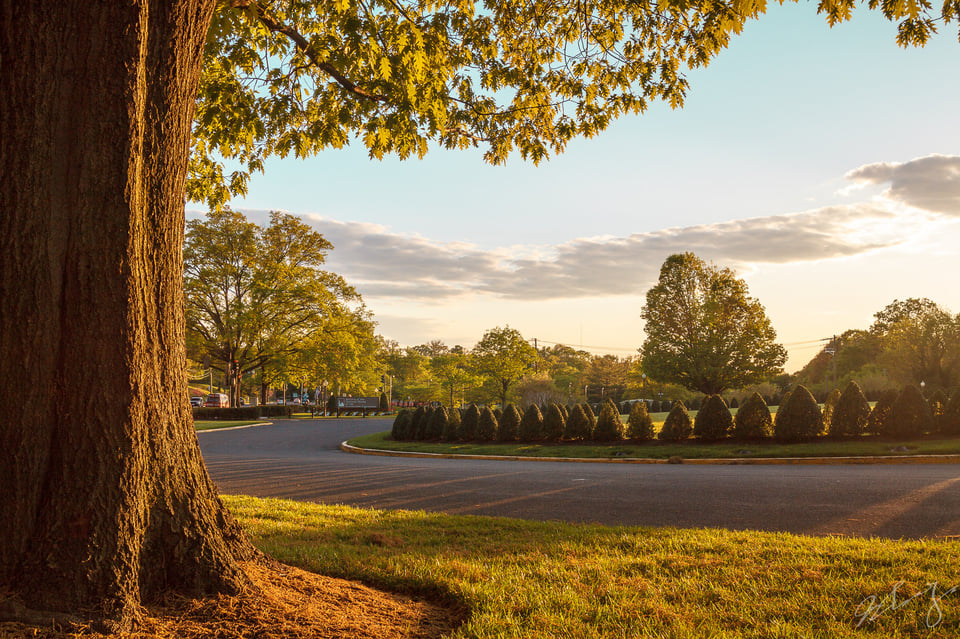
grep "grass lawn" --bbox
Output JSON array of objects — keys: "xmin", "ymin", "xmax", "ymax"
[
  {"xmin": 347, "ymin": 429, "xmax": 960, "ymax": 460},
  {"xmin": 194, "ymin": 420, "xmax": 264, "ymax": 431},
  {"xmin": 226, "ymin": 495, "xmax": 960, "ymax": 638}
]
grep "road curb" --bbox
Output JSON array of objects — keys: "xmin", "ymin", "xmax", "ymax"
[{"xmin": 338, "ymin": 441, "xmax": 960, "ymax": 465}]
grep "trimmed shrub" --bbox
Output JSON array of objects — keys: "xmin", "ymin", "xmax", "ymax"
[
  {"xmin": 648, "ymin": 400, "xmax": 660, "ymax": 413},
  {"xmin": 379, "ymin": 393, "xmax": 389, "ymax": 411},
  {"xmin": 426, "ymin": 405, "xmax": 447, "ymax": 440},
  {"xmin": 729, "ymin": 397, "xmax": 739, "ymax": 409},
  {"xmin": 866, "ymin": 389, "xmax": 898, "ymax": 435},
  {"xmin": 773, "ymin": 386, "xmax": 823, "ymax": 441},
  {"xmin": 477, "ymin": 406, "xmax": 499, "ymax": 441},
  {"xmin": 498, "ymin": 404, "xmax": 522, "ymax": 442},
  {"xmin": 257, "ymin": 405, "xmax": 294, "ymax": 418},
  {"xmin": 442, "ymin": 406, "xmax": 460, "ymax": 441},
  {"xmin": 939, "ymin": 387, "xmax": 960, "ymax": 435},
  {"xmin": 541, "ymin": 404, "xmax": 565, "ymax": 442},
  {"xmin": 693, "ymin": 394, "xmax": 732, "ymax": 440},
  {"xmin": 493, "ymin": 407, "xmax": 503, "ymax": 421},
  {"xmin": 559, "ymin": 404, "xmax": 569, "ymax": 421},
  {"xmin": 821, "ymin": 388, "xmax": 842, "ymax": 435},
  {"xmin": 193, "ymin": 406, "xmax": 262, "ymax": 421},
  {"xmin": 661, "ymin": 400, "xmax": 672, "ymax": 413},
  {"xmin": 593, "ymin": 403, "xmax": 625, "ymax": 441},
  {"xmin": 887, "ymin": 385, "xmax": 934, "ymax": 438},
  {"xmin": 626, "ymin": 401, "xmax": 655, "ymax": 441},
  {"xmin": 582, "ymin": 403, "xmax": 596, "ymax": 428},
  {"xmin": 658, "ymin": 401, "xmax": 692, "ymax": 441},
  {"xmin": 410, "ymin": 406, "xmax": 428, "ymax": 440},
  {"xmin": 687, "ymin": 397, "xmax": 701, "ymax": 411},
  {"xmin": 829, "ymin": 381, "xmax": 870, "ymax": 437},
  {"xmin": 460, "ymin": 404, "xmax": 480, "ymax": 440},
  {"xmin": 733, "ymin": 392, "xmax": 772, "ymax": 439},
  {"xmin": 564, "ymin": 404, "xmax": 593, "ymax": 441},
  {"xmin": 774, "ymin": 390, "xmax": 792, "ymax": 423},
  {"xmin": 518, "ymin": 404, "xmax": 544, "ymax": 441},
  {"xmin": 391, "ymin": 409, "xmax": 409, "ymax": 440}
]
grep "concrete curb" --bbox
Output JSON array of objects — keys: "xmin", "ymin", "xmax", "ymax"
[
  {"xmin": 339, "ymin": 441, "xmax": 960, "ymax": 465},
  {"xmin": 196, "ymin": 421, "xmax": 271, "ymax": 433}
]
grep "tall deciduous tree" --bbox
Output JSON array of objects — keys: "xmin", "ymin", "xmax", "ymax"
[
  {"xmin": 640, "ymin": 253, "xmax": 787, "ymax": 395},
  {"xmin": 870, "ymin": 298, "xmax": 960, "ymax": 391},
  {"xmin": 472, "ymin": 326, "xmax": 538, "ymax": 408},
  {"xmin": 2, "ymin": 0, "xmax": 956, "ymax": 630}
]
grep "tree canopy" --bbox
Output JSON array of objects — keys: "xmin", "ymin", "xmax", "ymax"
[
  {"xmin": 472, "ymin": 326, "xmax": 538, "ymax": 407},
  {"xmin": 640, "ymin": 252, "xmax": 787, "ymax": 394}
]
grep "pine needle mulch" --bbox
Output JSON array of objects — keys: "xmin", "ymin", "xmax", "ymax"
[{"xmin": 1, "ymin": 561, "xmax": 461, "ymax": 639}]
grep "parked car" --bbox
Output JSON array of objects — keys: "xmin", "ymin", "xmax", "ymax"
[
  {"xmin": 204, "ymin": 393, "xmax": 229, "ymax": 408},
  {"xmin": 189, "ymin": 396, "xmax": 204, "ymax": 408}
]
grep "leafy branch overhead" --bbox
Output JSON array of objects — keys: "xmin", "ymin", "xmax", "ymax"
[{"xmin": 188, "ymin": 0, "xmax": 960, "ymax": 207}]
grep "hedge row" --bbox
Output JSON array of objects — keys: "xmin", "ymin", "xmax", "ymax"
[{"xmin": 192, "ymin": 405, "xmax": 292, "ymax": 420}]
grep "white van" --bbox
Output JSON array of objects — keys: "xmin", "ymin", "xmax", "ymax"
[{"xmin": 204, "ymin": 393, "xmax": 229, "ymax": 408}]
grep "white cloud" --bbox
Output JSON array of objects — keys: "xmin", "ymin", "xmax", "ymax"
[{"xmin": 845, "ymin": 154, "xmax": 960, "ymax": 215}]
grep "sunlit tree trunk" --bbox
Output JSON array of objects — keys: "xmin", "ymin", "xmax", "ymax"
[{"xmin": 0, "ymin": 1, "xmax": 254, "ymax": 629}]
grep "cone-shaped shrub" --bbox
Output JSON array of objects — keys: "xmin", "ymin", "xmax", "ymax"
[
  {"xmin": 939, "ymin": 387, "xmax": 960, "ymax": 435},
  {"xmin": 687, "ymin": 397, "xmax": 701, "ymax": 411},
  {"xmin": 774, "ymin": 390, "xmax": 792, "ymax": 428},
  {"xmin": 426, "ymin": 405, "xmax": 447, "ymax": 440},
  {"xmin": 518, "ymin": 404, "xmax": 544, "ymax": 441},
  {"xmin": 442, "ymin": 406, "xmax": 460, "ymax": 441},
  {"xmin": 661, "ymin": 400, "xmax": 672, "ymax": 413},
  {"xmin": 477, "ymin": 406, "xmax": 499, "ymax": 441},
  {"xmin": 648, "ymin": 400, "xmax": 660, "ymax": 413},
  {"xmin": 391, "ymin": 409, "xmax": 412, "ymax": 440},
  {"xmin": 542, "ymin": 404, "xmax": 565, "ymax": 441},
  {"xmin": 582, "ymin": 403, "xmax": 596, "ymax": 427},
  {"xmin": 564, "ymin": 404, "xmax": 593, "ymax": 441},
  {"xmin": 821, "ymin": 388, "xmax": 842, "ymax": 435},
  {"xmin": 559, "ymin": 404, "xmax": 569, "ymax": 421},
  {"xmin": 498, "ymin": 404, "xmax": 521, "ymax": 442},
  {"xmin": 733, "ymin": 392, "xmax": 772, "ymax": 439},
  {"xmin": 829, "ymin": 381, "xmax": 870, "ymax": 437},
  {"xmin": 773, "ymin": 386, "xmax": 823, "ymax": 441},
  {"xmin": 693, "ymin": 394, "xmax": 733, "ymax": 440},
  {"xmin": 493, "ymin": 407, "xmax": 503, "ymax": 421},
  {"xmin": 887, "ymin": 385, "xmax": 934, "ymax": 437},
  {"xmin": 866, "ymin": 389, "xmax": 898, "ymax": 435},
  {"xmin": 460, "ymin": 404, "xmax": 480, "ymax": 440},
  {"xmin": 658, "ymin": 400, "xmax": 692, "ymax": 441},
  {"xmin": 593, "ymin": 403, "xmax": 624, "ymax": 441},
  {"xmin": 729, "ymin": 397, "xmax": 739, "ymax": 409},
  {"xmin": 627, "ymin": 401, "xmax": 655, "ymax": 441},
  {"xmin": 410, "ymin": 406, "xmax": 428, "ymax": 440}
]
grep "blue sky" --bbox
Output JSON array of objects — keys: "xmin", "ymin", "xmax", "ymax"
[{"xmin": 212, "ymin": 5, "xmax": 960, "ymax": 371}]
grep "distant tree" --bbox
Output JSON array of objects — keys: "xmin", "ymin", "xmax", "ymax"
[
  {"xmin": 887, "ymin": 385, "xmax": 934, "ymax": 438},
  {"xmin": 829, "ymin": 381, "xmax": 871, "ymax": 437},
  {"xmin": 593, "ymin": 403, "xmax": 625, "ymax": 442},
  {"xmin": 499, "ymin": 404, "xmax": 522, "ymax": 442},
  {"xmin": 658, "ymin": 401, "xmax": 693, "ymax": 441},
  {"xmin": 640, "ymin": 253, "xmax": 787, "ymax": 395},
  {"xmin": 519, "ymin": 404, "xmax": 544, "ymax": 441},
  {"xmin": 940, "ymin": 388, "xmax": 960, "ymax": 435},
  {"xmin": 477, "ymin": 406, "xmax": 499, "ymax": 441},
  {"xmin": 541, "ymin": 404, "xmax": 565, "ymax": 442},
  {"xmin": 626, "ymin": 402, "xmax": 655, "ymax": 441},
  {"xmin": 871, "ymin": 298, "xmax": 960, "ymax": 391},
  {"xmin": 564, "ymin": 404, "xmax": 593, "ymax": 441},
  {"xmin": 693, "ymin": 395, "xmax": 733, "ymax": 440},
  {"xmin": 460, "ymin": 404, "xmax": 480, "ymax": 440},
  {"xmin": 867, "ymin": 389, "xmax": 899, "ymax": 435},
  {"xmin": 773, "ymin": 386, "xmax": 823, "ymax": 441},
  {"xmin": 429, "ymin": 351, "xmax": 477, "ymax": 409},
  {"xmin": 732, "ymin": 392, "xmax": 773, "ymax": 439},
  {"xmin": 472, "ymin": 327, "xmax": 538, "ymax": 408}
]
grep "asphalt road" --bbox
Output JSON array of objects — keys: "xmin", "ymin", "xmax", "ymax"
[{"xmin": 198, "ymin": 418, "xmax": 960, "ymax": 540}]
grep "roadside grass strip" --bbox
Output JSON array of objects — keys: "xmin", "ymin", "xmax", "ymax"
[
  {"xmin": 194, "ymin": 420, "xmax": 264, "ymax": 431},
  {"xmin": 347, "ymin": 430, "xmax": 960, "ymax": 461},
  {"xmin": 225, "ymin": 495, "xmax": 960, "ymax": 638}
]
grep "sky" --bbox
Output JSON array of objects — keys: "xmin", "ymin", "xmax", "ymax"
[{"xmin": 195, "ymin": 4, "xmax": 960, "ymax": 373}]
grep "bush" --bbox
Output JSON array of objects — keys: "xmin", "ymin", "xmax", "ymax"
[
  {"xmin": 326, "ymin": 394, "xmax": 338, "ymax": 414},
  {"xmin": 687, "ymin": 397, "xmax": 701, "ymax": 411},
  {"xmin": 581, "ymin": 403, "xmax": 596, "ymax": 427},
  {"xmin": 648, "ymin": 400, "xmax": 660, "ymax": 413},
  {"xmin": 732, "ymin": 392, "xmax": 772, "ymax": 439},
  {"xmin": 257, "ymin": 405, "xmax": 294, "ymax": 418},
  {"xmin": 593, "ymin": 403, "xmax": 624, "ymax": 441},
  {"xmin": 729, "ymin": 397, "xmax": 739, "ymax": 409},
  {"xmin": 426, "ymin": 405, "xmax": 448, "ymax": 440},
  {"xmin": 558, "ymin": 404, "xmax": 569, "ymax": 421},
  {"xmin": 477, "ymin": 406, "xmax": 499, "ymax": 441},
  {"xmin": 563, "ymin": 404, "xmax": 593, "ymax": 441},
  {"xmin": 866, "ymin": 389, "xmax": 898, "ymax": 435},
  {"xmin": 193, "ymin": 406, "xmax": 262, "ymax": 421},
  {"xmin": 821, "ymin": 388, "xmax": 842, "ymax": 434},
  {"xmin": 518, "ymin": 404, "xmax": 544, "ymax": 441},
  {"xmin": 887, "ymin": 385, "xmax": 934, "ymax": 438},
  {"xmin": 498, "ymin": 404, "xmax": 521, "ymax": 442},
  {"xmin": 460, "ymin": 404, "xmax": 480, "ymax": 440},
  {"xmin": 939, "ymin": 388, "xmax": 960, "ymax": 435},
  {"xmin": 773, "ymin": 386, "xmax": 823, "ymax": 441},
  {"xmin": 693, "ymin": 395, "xmax": 732, "ymax": 440},
  {"xmin": 379, "ymin": 393, "xmax": 389, "ymax": 411},
  {"xmin": 774, "ymin": 390, "xmax": 792, "ymax": 424},
  {"xmin": 829, "ymin": 381, "xmax": 870, "ymax": 437},
  {"xmin": 541, "ymin": 404, "xmax": 565, "ymax": 442},
  {"xmin": 442, "ymin": 406, "xmax": 460, "ymax": 441},
  {"xmin": 658, "ymin": 401, "xmax": 692, "ymax": 441},
  {"xmin": 390, "ymin": 409, "xmax": 409, "ymax": 440},
  {"xmin": 626, "ymin": 402, "xmax": 655, "ymax": 441},
  {"xmin": 493, "ymin": 407, "xmax": 503, "ymax": 421}
]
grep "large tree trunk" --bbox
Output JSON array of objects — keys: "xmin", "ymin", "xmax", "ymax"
[{"xmin": 0, "ymin": 1, "xmax": 254, "ymax": 630}]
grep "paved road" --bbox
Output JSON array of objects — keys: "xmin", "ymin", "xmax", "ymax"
[{"xmin": 199, "ymin": 418, "xmax": 960, "ymax": 540}]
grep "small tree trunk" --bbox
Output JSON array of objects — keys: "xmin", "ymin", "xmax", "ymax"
[{"xmin": 1, "ymin": 1, "xmax": 254, "ymax": 630}]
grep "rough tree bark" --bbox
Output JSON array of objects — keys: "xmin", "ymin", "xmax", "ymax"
[{"xmin": 0, "ymin": 1, "xmax": 255, "ymax": 630}]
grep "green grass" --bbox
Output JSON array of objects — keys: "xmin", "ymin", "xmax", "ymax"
[
  {"xmin": 194, "ymin": 420, "xmax": 264, "ymax": 431},
  {"xmin": 347, "ymin": 429, "xmax": 960, "ymax": 460},
  {"xmin": 225, "ymin": 495, "xmax": 960, "ymax": 638}
]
